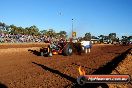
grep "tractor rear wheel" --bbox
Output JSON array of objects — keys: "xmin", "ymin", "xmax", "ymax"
[{"xmin": 63, "ymin": 44, "xmax": 73, "ymax": 56}]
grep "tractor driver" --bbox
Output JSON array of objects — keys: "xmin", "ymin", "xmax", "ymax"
[{"xmin": 57, "ymin": 38, "xmax": 66, "ymax": 49}]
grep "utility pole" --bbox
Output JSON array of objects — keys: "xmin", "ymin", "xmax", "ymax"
[{"xmin": 72, "ymin": 19, "xmax": 73, "ymax": 38}]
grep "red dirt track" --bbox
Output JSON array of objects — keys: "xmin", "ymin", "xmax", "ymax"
[{"xmin": 0, "ymin": 43, "xmax": 131, "ymax": 88}]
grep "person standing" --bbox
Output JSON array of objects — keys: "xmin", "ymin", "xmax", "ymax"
[{"xmin": 81, "ymin": 40, "xmax": 92, "ymax": 53}]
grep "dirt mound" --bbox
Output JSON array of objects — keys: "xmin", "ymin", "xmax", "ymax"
[{"xmin": 108, "ymin": 49, "xmax": 132, "ymax": 88}]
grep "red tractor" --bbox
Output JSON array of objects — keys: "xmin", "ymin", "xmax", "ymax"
[
  {"xmin": 40, "ymin": 38, "xmax": 92, "ymax": 57},
  {"xmin": 40, "ymin": 39, "xmax": 85, "ymax": 57},
  {"xmin": 40, "ymin": 41, "xmax": 76, "ymax": 57}
]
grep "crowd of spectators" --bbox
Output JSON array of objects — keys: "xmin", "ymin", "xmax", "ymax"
[{"xmin": 0, "ymin": 33, "xmax": 59, "ymax": 43}]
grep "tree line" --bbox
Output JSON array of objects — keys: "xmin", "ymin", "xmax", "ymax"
[{"xmin": 83, "ymin": 32, "xmax": 131, "ymax": 43}]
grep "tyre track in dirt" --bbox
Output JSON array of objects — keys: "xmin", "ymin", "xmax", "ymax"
[{"xmin": 72, "ymin": 47, "xmax": 132, "ymax": 88}]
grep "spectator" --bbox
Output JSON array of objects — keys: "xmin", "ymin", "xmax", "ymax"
[{"xmin": 81, "ymin": 40, "xmax": 92, "ymax": 53}]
